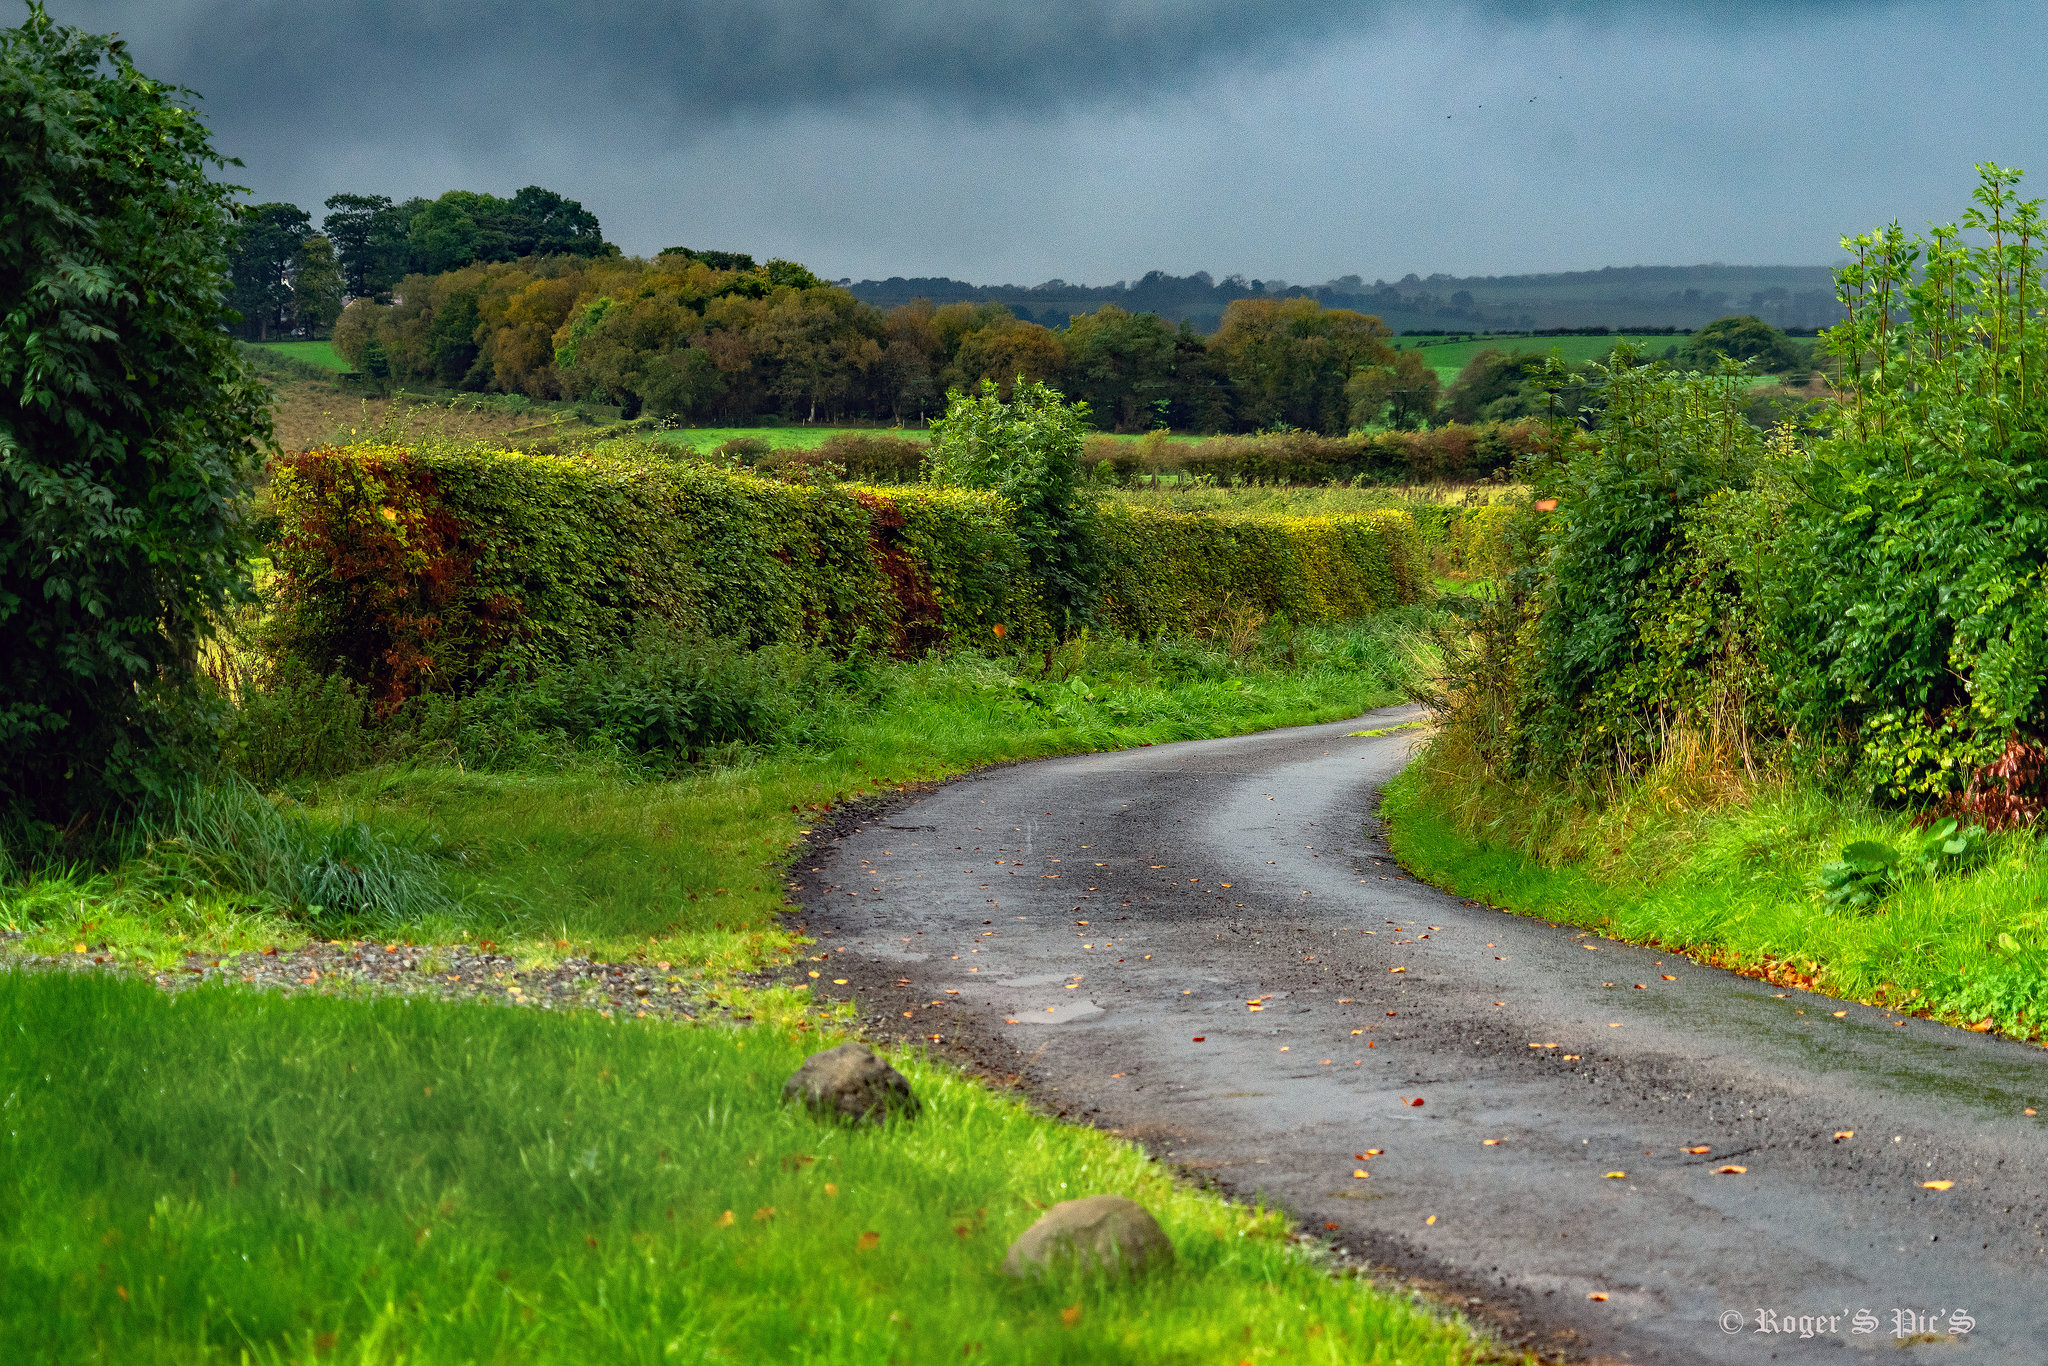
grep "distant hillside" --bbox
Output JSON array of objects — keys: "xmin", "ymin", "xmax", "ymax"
[{"xmin": 846, "ymin": 264, "xmax": 1846, "ymax": 334}]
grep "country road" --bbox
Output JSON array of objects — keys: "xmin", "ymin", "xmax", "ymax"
[{"xmin": 789, "ymin": 705, "xmax": 2048, "ymax": 1364}]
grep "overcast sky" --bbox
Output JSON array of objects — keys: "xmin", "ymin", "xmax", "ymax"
[{"xmin": 45, "ymin": 0, "xmax": 2048, "ymax": 285}]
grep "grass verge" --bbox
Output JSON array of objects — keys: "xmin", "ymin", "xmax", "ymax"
[
  {"xmin": 5, "ymin": 612, "xmax": 1441, "ymax": 976},
  {"xmin": 1382, "ymin": 746, "xmax": 2048, "ymax": 1043},
  {"xmin": 0, "ymin": 970, "xmax": 1487, "ymax": 1364}
]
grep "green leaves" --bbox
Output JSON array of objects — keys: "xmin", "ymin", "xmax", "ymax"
[
  {"xmin": 2, "ymin": 5, "xmax": 270, "ymax": 825},
  {"xmin": 926, "ymin": 379, "xmax": 1102, "ymax": 634},
  {"xmin": 1817, "ymin": 820, "xmax": 1988, "ymax": 913}
]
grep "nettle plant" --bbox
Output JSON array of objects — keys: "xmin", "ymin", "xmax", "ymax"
[{"xmin": 1786, "ymin": 164, "xmax": 2048, "ymax": 817}]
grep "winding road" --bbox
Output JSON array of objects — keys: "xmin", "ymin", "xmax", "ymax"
[{"xmin": 790, "ymin": 705, "xmax": 2048, "ymax": 1364}]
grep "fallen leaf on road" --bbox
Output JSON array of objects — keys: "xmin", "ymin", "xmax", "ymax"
[
  {"xmin": 1604, "ymin": 1171, "xmax": 1627, "ymax": 1179},
  {"xmin": 1588, "ymin": 1292, "xmax": 1609, "ymax": 1301},
  {"xmin": 1922, "ymin": 1180, "xmax": 1954, "ymax": 1190},
  {"xmin": 1425, "ymin": 1214, "xmax": 1437, "ymax": 1225},
  {"xmin": 1562, "ymin": 1054, "xmax": 1580, "ymax": 1060},
  {"xmin": 1351, "ymin": 1029, "xmax": 1364, "ymax": 1035},
  {"xmin": 1583, "ymin": 944, "xmax": 1598, "ymax": 951},
  {"xmin": 1832, "ymin": 1011, "xmax": 1847, "ymax": 1018},
  {"xmin": 1325, "ymin": 1222, "xmax": 1340, "ymax": 1230},
  {"xmin": 1406, "ymin": 1097, "xmax": 1424, "ymax": 1107},
  {"xmin": 1529, "ymin": 1042, "xmax": 1558, "ymax": 1049},
  {"xmin": 1192, "ymin": 1036, "xmax": 1205, "ymax": 1042},
  {"xmin": 1365, "ymin": 1149, "xmax": 1383, "ymax": 1156},
  {"xmin": 1005, "ymin": 1018, "xmax": 1019, "ymax": 1024},
  {"xmin": 1714, "ymin": 1165, "xmax": 1747, "ymax": 1175},
  {"xmin": 1390, "ymin": 966, "xmax": 1406, "ymax": 973},
  {"xmin": 1483, "ymin": 1139, "xmax": 1501, "ymax": 1146},
  {"xmin": 1633, "ymin": 984, "xmax": 1647, "ymax": 990},
  {"xmin": 1967, "ymin": 1018, "xmax": 1995, "ymax": 1032},
  {"xmin": 1353, "ymin": 1169, "xmax": 1369, "ymax": 1178},
  {"xmin": 833, "ymin": 978, "xmax": 848, "ymax": 985},
  {"xmin": 1833, "ymin": 1131, "xmax": 1854, "ymax": 1140},
  {"xmin": 1685, "ymin": 1146, "xmax": 1711, "ymax": 1154},
  {"xmin": 1661, "ymin": 974, "xmax": 1677, "ymax": 980}
]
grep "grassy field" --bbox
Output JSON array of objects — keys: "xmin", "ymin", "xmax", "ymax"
[
  {"xmin": 1391, "ymin": 335, "xmax": 1691, "ymax": 381},
  {"xmin": 1383, "ymin": 746, "xmax": 2048, "ymax": 1046},
  {"xmin": 0, "ymin": 970, "xmax": 1484, "ymax": 1365},
  {"xmin": 250, "ymin": 339, "xmax": 350, "ymax": 372}
]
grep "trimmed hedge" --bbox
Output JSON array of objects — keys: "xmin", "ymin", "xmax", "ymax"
[{"xmin": 265, "ymin": 444, "xmax": 1424, "ymax": 700}]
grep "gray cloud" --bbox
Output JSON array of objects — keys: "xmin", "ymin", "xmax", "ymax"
[{"xmin": 38, "ymin": 1, "xmax": 2042, "ymax": 284}]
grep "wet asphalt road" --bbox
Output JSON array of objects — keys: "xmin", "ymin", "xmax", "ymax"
[{"xmin": 789, "ymin": 705, "xmax": 2048, "ymax": 1364}]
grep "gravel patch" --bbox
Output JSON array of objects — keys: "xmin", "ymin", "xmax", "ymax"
[{"xmin": 2, "ymin": 934, "xmax": 698, "ymax": 1022}]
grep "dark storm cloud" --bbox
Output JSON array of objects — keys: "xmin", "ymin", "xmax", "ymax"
[
  {"xmin": 36, "ymin": 1, "xmax": 2030, "ymax": 283},
  {"xmin": 64, "ymin": 0, "xmax": 1858, "ymax": 129}
]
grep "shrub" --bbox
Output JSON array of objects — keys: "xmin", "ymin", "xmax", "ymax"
[
  {"xmin": 926, "ymin": 379, "xmax": 1100, "ymax": 632},
  {"xmin": 1, "ymin": 8, "xmax": 271, "ymax": 824}
]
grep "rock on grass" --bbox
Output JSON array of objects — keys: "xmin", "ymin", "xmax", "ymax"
[
  {"xmin": 1001, "ymin": 1195, "xmax": 1174, "ymax": 1278},
  {"xmin": 782, "ymin": 1041, "xmax": 920, "ymax": 1125}
]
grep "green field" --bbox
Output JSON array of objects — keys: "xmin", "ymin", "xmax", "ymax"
[
  {"xmin": 1391, "ymin": 334, "xmax": 1691, "ymax": 381},
  {"xmin": 249, "ymin": 339, "xmax": 350, "ymax": 372},
  {"xmin": 0, "ymin": 970, "xmax": 1481, "ymax": 1365}
]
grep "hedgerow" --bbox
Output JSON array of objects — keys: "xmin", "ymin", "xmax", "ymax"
[{"xmin": 263, "ymin": 442, "xmax": 1426, "ymax": 700}]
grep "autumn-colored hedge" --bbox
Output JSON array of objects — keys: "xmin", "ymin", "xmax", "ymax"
[{"xmin": 264, "ymin": 444, "xmax": 1426, "ymax": 702}]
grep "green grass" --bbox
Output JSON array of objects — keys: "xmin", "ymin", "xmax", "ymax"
[
  {"xmin": 250, "ymin": 340, "xmax": 350, "ymax": 372},
  {"xmin": 1382, "ymin": 753, "xmax": 2048, "ymax": 1043},
  {"xmin": 0, "ymin": 970, "xmax": 1486, "ymax": 1364},
  {"xmin": 1391, "ymin": 335, "xmax": 1692, "ymax": 381},
  {"xmin": 6, "ymin": 613, "xmax": 1444, "ymax": 974}
]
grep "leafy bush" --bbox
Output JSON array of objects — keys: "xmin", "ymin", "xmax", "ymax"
[
  {"xmin": 1, "ymin": 8, "xmax": 271, "ymax": 823},
  {"xmin": 925, "ymin": 379, "xmax": 1100, "ymax": 632}
]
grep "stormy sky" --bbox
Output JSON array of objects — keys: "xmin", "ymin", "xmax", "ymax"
[{"xmin": 43, "ymin": 0, "xmax": 2048, "ymax": 285}]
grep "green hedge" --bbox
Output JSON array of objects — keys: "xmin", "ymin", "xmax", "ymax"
[{"xmin": 265, "ymin": 444, "xmax": 1424, "ymax": 700}]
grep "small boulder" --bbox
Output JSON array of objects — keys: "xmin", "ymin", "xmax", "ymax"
[
  {"xmin": 782, "ymin": 1042, "xmax": 920, "ymax": 1125},
  {"xmin": 1000, "ymin": 1195, "xmax": 1173, "ymax": 1278}
]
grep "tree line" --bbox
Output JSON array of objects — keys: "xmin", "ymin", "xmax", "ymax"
[
  {"xmin": 225, "ymin": 186, "xmax": 611, "ymax": 341},
  {"xmin": 329, "ymin": 247, "xmax": 1453, "ymax": 434},
  {"xmin": 331, "ymin": 244, "xmax": 1816, "ymax": 436}
]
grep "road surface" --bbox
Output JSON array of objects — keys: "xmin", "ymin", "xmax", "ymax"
[{"xmin": 789, "ymin": 705, "xmax": 2048, "ymax": 1363}]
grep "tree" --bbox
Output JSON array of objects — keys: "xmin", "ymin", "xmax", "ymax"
[
  {"xmin": 1440, "ymin": 348, "xmax": 1534, "ymax": 423},
  {"xmin": 290, "ymin": 233, "xmax": 344, "ymax": 335},
  {"xmin": 321, "ymin": 192, "xmax": 409, "ymax": 297},
  {"xmin": 506, "ymin": 185, "xmax": 605, "ymax": 256},
  {"xmin": 1, "ymin": 4, "xmax": 272, "ymax": 824},
  {"xmin": 1060, "ymin": 305, "xmax": 1176, "ymax": 432},
  {"xmin": 926, "ymin": 379, "xmax": 1099, "ymax": 633},
  {"xmin": 227, "ymin": 201, "xmax": 311, "ymax": 339},
  {"xmin": 1210, "ymin": 297, "xmax": 1392, "ymax": 433},
  {"xmin": 1346, "ymin": 349, "xmax": 1441, "ymax": 430},
  {"xmin": 1682, "ymin": 314, "xmax": 1804, "ymax": 373}
]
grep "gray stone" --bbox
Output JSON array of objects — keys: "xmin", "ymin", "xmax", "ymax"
[
  {"xmin": 782, "ymin": 1042, "xmax": 920, "ymax": 1125},
  {"xmin": 1000, "ymin": 1195, "xmax": 1174, "ymax": 1278}
]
